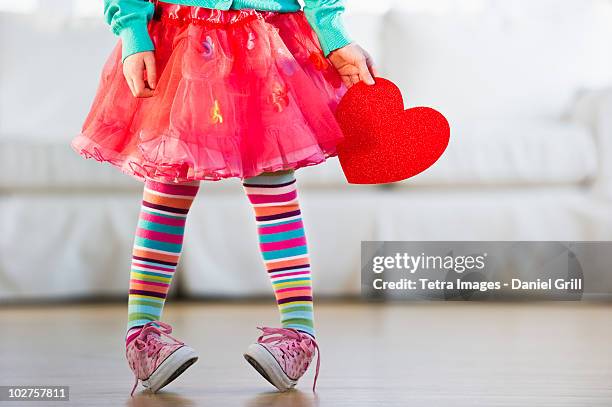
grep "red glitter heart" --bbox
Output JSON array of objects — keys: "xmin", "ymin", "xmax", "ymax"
[{"xmin": 335, "ymin": 77, "xmax": 450, "ymax": 184}]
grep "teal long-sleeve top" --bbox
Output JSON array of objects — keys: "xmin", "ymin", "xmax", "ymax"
[{"xmin": 104, "ymin": 0, "xmax": 352, "ymax": 61}]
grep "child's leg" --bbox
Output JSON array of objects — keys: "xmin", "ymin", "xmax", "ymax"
[
  {"xmin": 126, "ymin": 178, "xmax": 200, "ymax": 345},
  {"xmin": 242, "ymin": 170, "xmax": 315, "ymax": 337}
]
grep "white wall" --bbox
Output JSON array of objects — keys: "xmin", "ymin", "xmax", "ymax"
[
  {"xmin": 0, "ymin": 0, "xmax": 101, "ymax": 16},
  {"xmin": 0, "ymin": 0, "xmax": 38, "ymax": 13}
]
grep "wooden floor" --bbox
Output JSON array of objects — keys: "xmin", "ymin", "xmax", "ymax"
[{"xmin": 0, "ymin": 301, "xmax": 611, "ymax": 406}]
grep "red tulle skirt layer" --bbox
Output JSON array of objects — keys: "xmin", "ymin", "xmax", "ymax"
[{"xmin": 72, "ymin": 2, "xmax": 347, "ymax": 183}]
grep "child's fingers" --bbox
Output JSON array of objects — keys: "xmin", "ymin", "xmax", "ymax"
[
  {"xmin": 362, "ymin": 48, "xmax": 379, "ymax": 81},
  {"xmin": 132, "ymin": 73, "xmax": 145, "ymax": 95},
  {"xmin": 123, "ymin": 53, "xmax": 155, "ymax": 98},
  {"xmin": 132, "ymin": 75, "xmax": 154, "ymax": 98},
  {"xmin": 143, "ymin": 53, "xmax": 157, "ymax": 90},
  {"xmin": 341, "ymin": 76, "xmax": 353, "ymax": 89},
  {"xmin": 123, "ymin": 66, "xmax": 136, "ymax": 96},
  {"xmin": 357, "ymin": 59, "xmax": 375, "ymax": 85},
  {"xmin": 125, "ymin": 76, "xmax": 136, "ymax": 96},
  {"xmin": 124, "ymin": 69, "xmax": 141, "ymax": 97},
  {"xmin": 367, "ymin": 55, "xmax": 380, "ymax": 78}
]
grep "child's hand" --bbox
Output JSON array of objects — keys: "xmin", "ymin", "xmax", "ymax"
[
  {"xmin": 123, "ymin": 51, "xmax": 157, "ymax": 98},
  {"xmin": 328, "ymin": 43, "xmax": 379, "ymax": 88}
]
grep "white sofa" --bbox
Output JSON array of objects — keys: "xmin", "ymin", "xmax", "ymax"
[{"xmin": 1, "ymin": 0, "xmax": 612, "ymax": 301}]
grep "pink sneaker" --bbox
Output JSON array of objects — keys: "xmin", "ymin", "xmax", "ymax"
[
  {"xmin": 126, "ymin": 321, "xmax": 198, "ymax": 396},
  {"xmin": 244, "ymin": 327, "xmax": 320, "ymax": 392}
]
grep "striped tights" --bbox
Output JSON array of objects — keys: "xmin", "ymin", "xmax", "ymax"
[
  {"xmin": 126, "ymin": 179, "xmax": 200, "ymax": 344},
  {"xmin": 242, "ymin": 171, "xmax": 315, "ymax": 337},
  {"xmin": 126, "ymin": 170, "xmax": 315, "ymax": 344}
]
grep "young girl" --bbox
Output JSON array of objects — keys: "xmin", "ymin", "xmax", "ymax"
[{"xmin": 71, "ymin": 0, "xmax": 377, "ymax": 396}]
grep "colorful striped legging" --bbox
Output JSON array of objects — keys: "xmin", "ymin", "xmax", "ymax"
[{"xmin": 126, "ymin": 170, "xmax": 315, "ymax": 345}]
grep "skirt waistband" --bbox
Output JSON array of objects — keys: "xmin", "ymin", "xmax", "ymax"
[{"xmin": 154, "ymin": 1, "xmax": 287, "ymax": 27}]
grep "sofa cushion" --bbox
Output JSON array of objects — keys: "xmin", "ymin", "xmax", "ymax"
[
  {"xmin": 0, "ymin": 138, "xmax": 141, "ymax": 190},
  {"xmin": 0, "ymin": 13, "xmax": 115, "ymax": 141},
  {"xmin": 382, "ymin": 0, "xmax": 612, "ymax": 121},
  {"xmin": 402, "ymin": 119, "xmax": 597, "ymax": 187},
  {"xmin": 0, "ymin": 133, "xmax": 347, "ymax": 190},
  {"xmin": 0, "ymin": 119, "xmax": 596, "ymax": 190}
]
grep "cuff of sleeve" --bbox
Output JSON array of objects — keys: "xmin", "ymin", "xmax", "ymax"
[
  {"xmin": 119, "ymin": 23, "xmax": 155, "ymax": 62},
  {"xmin": 318, "ymin": 18, "xmax": 352, "ymax": 56}
]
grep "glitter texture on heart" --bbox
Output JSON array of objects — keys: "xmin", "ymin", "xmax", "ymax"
[{"xmin": 335, "ymin": 78, "xmax": 450, "ymax": 184}]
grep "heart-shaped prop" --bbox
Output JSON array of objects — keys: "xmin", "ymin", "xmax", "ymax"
[{"xmin": 335, "ymin": 77, "xmax": 450, "ymax": 184}]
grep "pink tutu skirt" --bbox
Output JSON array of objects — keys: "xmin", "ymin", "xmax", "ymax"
[{"xmin": 71, "ymin": 2, "xmax": 347, "ymax": 183}]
